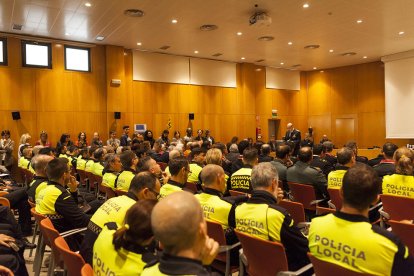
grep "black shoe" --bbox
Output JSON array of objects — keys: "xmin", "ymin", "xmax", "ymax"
[{"xmin": 22, "ymin": 238, "xmax": 36, "ymax": 249}]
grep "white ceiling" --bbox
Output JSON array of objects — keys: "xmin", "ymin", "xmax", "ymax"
[{"xmin": 1, "ymin": 0, "xmax": 414, "ymax": 70}]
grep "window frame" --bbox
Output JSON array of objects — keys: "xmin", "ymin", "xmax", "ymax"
[
  {"xmin": 0, "ymin": 37, "xmax": 8, "ymax": 66},
  {"xmin": 21, "ymin": 40, "xmax": 52, "ymax": 69},
  {"xmin": 64, "ymin": 45, "xmax": 91, "ymax": 72}
]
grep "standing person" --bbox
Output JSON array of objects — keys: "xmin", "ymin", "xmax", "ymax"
[
  {"xmin": 283, "ymin": 123, "xmax": 301, "ymax": 156},
  {"xmin": 143, "ymin": 130, "xmax": 155, "ymax": 148},
  {"xmin": 35, "ymin": 131, "xmax": 51, "ymax": 147},
  {"xmin": 106, "ymin": 130, "xmax": 120, "ymax": 149},
  {"xmin": 120, "ymin": 126, "xmax": 131, "ymax": 147},
  {"xmin": 17, "ymin": 133, "xmax": 31, "ymax": 159},
  {"xmin": 0, "ymin": 130, "xmax": 14, "ymax": 172},
  {"xmin": 76, "ymin": 132, "xmax": 88, "ymax": 149}
]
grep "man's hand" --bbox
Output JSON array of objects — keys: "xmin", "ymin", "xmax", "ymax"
[
  {"xmin": 0, "ymin": 265, "xmax": 13, "ymax": 276},
  {"xmin": 67, "ymin": 176, "xmax": 79, "ymax": 193},
  {"xmin": 0, "ymin": 234, "xmax": 14, "ymax": 248},
  {"xmin": 200, "ymin": 236, "xmax": 219, "ymax": 265},
  {"xmin": 275, "ymin": 187, "xmax": 284, "ymax": 203}
]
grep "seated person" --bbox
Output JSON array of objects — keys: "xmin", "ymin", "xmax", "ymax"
[
  {"xmin": 323, "ymin": 141, "xmax": 337, "ymax": 167},
  {"xmin": 116, "ymin": 150, "xmax": 139, "ymax": 192},
  {"xmin": 229, "ymin": 148, "xmax": 258, "ymax": 193},
  {"xmin": 258, "ymin": 144, "xmax": 273, "ymax": 163},
  {"xmin": 187, "ymin": 147, "xmax": 206, "ymax": 183},
  {"xmin": 309, "ymin": 164, "xmax": 414, "ymax": 275},
  {"xmin": 159, "ymin": 157, "xmax": 189, "ymax": 199},
  {"xmin": 374, "ymin": 142, "xmax": 397, "ymax": 178},
  {"xmin": 142, "ymin": 192, "xmax": 219, "ymax": 275},
  {"xmin": 91, "ymin": 148, "xmax": 106, "ymax": 177},
  {"xmin": 310, "ymin": 143, "xmax": 334, "ymax": 177},
  {"xmin": 382, "ymin": 147, "xmax": 414, "ymax": 198},
  {"xmin": 235, "ymin": 162, "xmax": 309, "ymax": 271},
  {"xmin": 75, "ymin": 148, "xmax": 88, "ymax": 172},
  {"xmin": 327, "ymin": 147, "xmax": 355, "ymax": 189},
  {"xmin": 27, "ymin": 154, "xmax": 54, "ymax": 202},
  {"xmin": 270, "ymin": 144, "xmax": 291, "ymax": 192},
  {"xmin": 101, "ymin": 154, "xmax": 122, "ymax": 190},
  {"xmin": 93, "ymin": 200, "xmax": 158, "ymax": 275},
  {"xmin": 345, "ymin": 141, "xmax": 368, "ymax": 164}
]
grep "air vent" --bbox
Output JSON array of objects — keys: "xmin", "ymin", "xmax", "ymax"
[
  {"xmin": 12, "ymin": 24, "xmax": 23, "ymax": 31},
  {"xmin": 124, "ymin": 9, "xmax": 144, "ymax": 17},
  {"xmin": 258, "ymin": 36, "xmax": 274, "ymax": 41},
  {"xmin": 291, "ymin": 64, "xmax": 301, "ymax": 68},
  {"xmin": 159, "ymin": 45, "xmax": 170, "ymax": 50},
  {"xmin": 304, "ymin": 45, "xmax": 320, "ymax": 49},
  {"xmin": 255, "ymin": 59, "xmax": 265, "ymax": 63},
  {"xmin": 212, "ymin": 53, "xmax": 222, "ymax": 57},
  {"xmin": 200, "ymin": 24, "xmax": 218, "ymax": 31},
  {"xmin": 341, "ymin": 52, "xmax": 357, "ymax": 56}
]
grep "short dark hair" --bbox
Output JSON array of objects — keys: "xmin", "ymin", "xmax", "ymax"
[
  {"xmin": 190, "ymin": 147, "xmax": 206, "ymax": 159},
  {"xmin": 129, "ymin": 172, "xmax": 157, "ymax": 193},
  {"xmin": 123, "ymin": 126, "xmax": 130, "ymax": 130},
  {"xmin": 276, "ymin": 144, "xmax": 290, "ymax": 159},
  {"xmin": 168, "ymin": 156, "xmax": 189, "ymax": 176},
  {"xmin": 323, "ymin": 141, "xmax": 334, "ymax": 152},
  {"xmin": 261, "ymin": 144, "xmax": 271, "ymax": 155},
  {"xmin": 39, "ymin": 147, "xmax": 55, "ymax": 156},
  {"xmin": 383, "ymin": 143, "xmax": 398, "ymax": 159},
  {"xmin": 313, "ymin": 144, "xmax": 326, "ymax": 155},
  {"xmin": 46, "ymin": 158, "xmax": 69, "ymax": 181},
  {"xmin": 94, "ymin": 148, "xmax": 105, "ymax": 160},
  {"xmin": 238, "ymin": 140, "xmax": 250, "ymax": 154},
  {"xmin": 345, "ymin": 141, "xmax": 357, "ymax": 154},
  {"xmin": 137, "ymin": 156, "xmax": 154, "ymax": 172},
  {"xmin": 298, "ymin": 147, "xmax": 312, "ymax": 163},
  {"xmin": 212, "ymin": 143, "xmax": 226, "ymax": 154},
  {"xmin": 120, "ymin": 150, "xmax": 136, "ymax": 169},
  {"xmin": 243, "ymin": 148, "xmax": 258, "ymax": 164},
  {"xmin": 162, "ymin": 129, "xmax": 169, "ymax": 134},
  {"xmin": 342, "ymin": 164, "xmax": 381, "ymax": 212},
  {"xmin": 337, "ymin": 147, "xmax": 353, "ymax": 165}
]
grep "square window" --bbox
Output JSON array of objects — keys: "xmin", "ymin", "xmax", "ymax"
[
  {"xmin": 65, "ymin": 46, "xmax": 91, "ymax": 72},
  {"xmin": 22, "ymin": 41, "xmax": 52, "ymax": 68}
]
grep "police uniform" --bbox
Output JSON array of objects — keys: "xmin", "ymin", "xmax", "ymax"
[
  {"xmin": 309, "ymin": 212, "xmax": 414, "ymax": 275},
  {"xmin": 286, "ymin": 161, "xmax": 328, "ymax": 199},
  {"xmin": 327, "ymin": 165, "xmax": 349, "ymax": 189},
  {"xmin": 91, "ymin": 161, "xmax": 104, "ymax": 177},
  {"xmin": 27, "ymin": 175, "xmax": 48, "ymax": 202},
  {"xmin": 142, "ymin": 253, "xmax": 217, "ymax": 276},
  {"xmin": 80, "ymin": 192, "xmax": 138, "ymax": 264},
  {"xmin": 230, "ymin": 165, "xmax": 253, "ymax": 193},
  {"xmin": 382, "ymin": 174, "xmax": 414, "ymax": 198},
  {"xmin": 76, "ymin": 156, "xmax": 87, "ymax": 171},
  {"xmin": 35, "ymin": 181, "xmax": 90, "ymax": 233},
  {"xmin": 325, "ymin": 153, "xmax": 337, "ymax": 167},
  {"xmin": 93, "ymin": 223, "xmax": 156, "ymax": 275},
  {"xmin": 187, "ymin": 163, "xmax": 203, "ymax": 183},
  {"xmin": 310, "ymin": 156, "xmax": 334, "ymax": 177},
  {"xmin": 374, "ymin": 159, "xmax": 395, "ymax": 178},
  {"xmin": 59, "ymin": 154, "xmax": 73, "ymax": 167},
  {"xmin": 116, "ymin": 168, "xmax": 137, "ymax": 192},
  {"xmin": 18, "ymin": 156, "xmax": 30, "ymax": 170},
  {"xmin": 84, "ymin": 159, "xmax": 95, "ymax": 173},
  {"xmin": 159, "ymin": 180, "xmax": 185, "ymax": 199},
  {"xmin": 235, "ymin": 190, "xmax": 310, "ymax": 270},
  {"xmin": 283, "ymin": 129, "xmax": 301, "ymax": 156},
  {"xmin": 101, "ymin": 171, "xmax": 120, "ymax": 190}
]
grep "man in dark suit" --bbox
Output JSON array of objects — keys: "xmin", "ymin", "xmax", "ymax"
[
  {"xmin": 283, "ymin": 123, "xmax": 301, "ymax": 156},
  {"xmin": 310, "ymin": 143, "xmax": 334, "ymax": 177}
]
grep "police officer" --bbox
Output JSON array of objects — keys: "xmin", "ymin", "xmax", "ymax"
[
  {"xmin": 287, "ymin": 147, "xmax": 328, "ymax": 199},
  {"xmin": 229, "ymin": 148, "xmax": 258, "ymax": 193},
  {"xmin": 283, "ymin": 123, "xmax": 301, "ymax": 156},
  {"xmin": 142, "ymin": 192, "xmax": 219, "ymax": 275},
  {"xmin": 235, "ymin": 162, "xmax": 310, "ymax": 271},
  {"xmin": 309, "ymin": 164, "xmax": 414, "ymax": 275},
  {"xmin": 27, "ymin": 154, "xmax": 54, "ymax": 202},
  {"xmin": 91, "ymin": 148, "xmax": 106, "ymax": 177},
  {"xmin": 159, "ymin": 157, "xmax": 189, "ymax": 199},
  {"xmin": 75, "ymin": 148, "xmax": 88, "ymax": 172},
  {"xmin": 327, "ymin": 147, "xmax": 355, "ymax": 189},
  {"xmin": 116, "ymin": 150, "xmax": 139, "ymax": 192},
  {"xmin": 374, "ymin": 142, "xmax": 397, "ymax": 178},
  {"xmin": 101, "ymin": 153, "xmax": 122, "ymax": 190},
  {"xmin": 310, "ymin": 143, "xmax": 334, "ymax": 177},
  {"xmin": 80, "ymin": 172, "xmax": 161, "ymax": 264},
  {"xmin": 187, "ymin": 147, "xmax": 206, "ymax": 183}
]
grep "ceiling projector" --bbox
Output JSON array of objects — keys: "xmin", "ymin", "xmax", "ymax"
[{"xmin": 249, "ymin": 12, "xmax": 272, "ymax": 26}]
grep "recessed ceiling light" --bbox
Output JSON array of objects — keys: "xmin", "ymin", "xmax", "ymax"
[
  {"xmin": 65, "ymin": 32, "xmax": 70, "ymax": 36},
  {"xmin": 194, "ymin": 50, "xmax": 199, "ymax": 54},
  {"xmin": 241, "ymin": 57, "xmax": 245, "ymax": 60},
  {"xmin": 313, "ymin": 67, "xmax": 317, "ymax": 70},
  {"xmin": 356, "ymin": 19, "xmax": 363, "ymax": 24},
  {"xmin": 399, "ymin": 31, "xmax": 405, "ymax": 35},
  {"xmin": 320, "ymin": 70, "xmax": 324, "ymax": 73},
  {"xmin": 237, "ymin": 32, "xmax": 242, "ymax": 36},
  {"xmin": 84, "ymin": 2, "xmax": 92, "ymax": 7},
  {"xmin": 255, "ymin": 68, "xmax": 262, "ymax": 72},
  {"xmin": 96, "ymin": 36, "xmax": 105, "ymax": 41},
  {"xmin": 329, "ymin": 49, "xmax": 334, "ymax": 53},
  {"xmin": 280, "ymin": 62, "xmax": 284, "ymax": 65},
  {"xmin": 171, "ymin": 19, "xmax": 178, "ymax": 24},
  {"xmin": 288, "ymin": 41, "xmax": 293, "ymax": 45},
  {"xmin": 363, "ymin": 56, "xmax": 367, "ymax": 59},
  {"xmin": 303, "ymin": 3, "xmax": 310, "ymax": 8},
  {"xmin": 55, "ymin": 44, "xmax": 62, "ymax": 47},
  {"xmin": 137, "ymin": 42, "xmax": 142, "ymax": 46}
]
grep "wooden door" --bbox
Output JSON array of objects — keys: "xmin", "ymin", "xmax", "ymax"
[{"xmin": 335, "ymin": 118, "xmax": 355, "ymax": 147}]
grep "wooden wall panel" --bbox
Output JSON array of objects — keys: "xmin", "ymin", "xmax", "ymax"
[
  {"xmin": 356, "ymin": 62, "xmax": 385, "ymax": 112},
  {"xmin": 330, "ymin": 66, "xmax": 357, "ymax": 115},
  {"xmin": 308, "ymin": 115, "xmax": 331, "ymax": 143},
  {"xmin": 307, "ymin": 71, "xmax": 331, "ymax": 116}
]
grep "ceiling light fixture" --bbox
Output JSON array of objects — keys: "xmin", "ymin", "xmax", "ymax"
[
  {"xmin": 200, "ymin": 24, "xmax": 218, "ymax": 31},
  {"xmin": 96, "ymin": 36, "xmax": 105, "ymax": 41},
  {"xmin": 288, "ymin": 41, "xmax": 293, "ymax": 45},
  {"xmin": 171, "ymin": 19, "xmax": 178, "ymax": 24},
  {"xmin": 124, "ymin": 9, "xmax": 144, "ymax": 17},
  {"xmin": 329, "ymin": 49, "xmax": 334, "ymax": 53},
  {"xmin": 341, "ymin": 52, "xmax": 357, "ymax": 56},
  {"xmin": 280, "ymin": 62, "xmax": 284, "ymax": 65},
  {"xmin": 363, "ymin": 56, "xmax": 367, "ymax": 59},
  {"xmin": 237, "ymin": 32, "xmax": 242, "ymax": 36},
  {"xmin": 65, "ymin": 32, "xmax": 70, "ymax": 36},
  {"xmin": 313, "ymin": 67, "xmax": 317, "ymax": 70},
  {"xmin": 84, "ymin": 2, "xmax": 92, "ymax": 7},
  {"xmin": 303, "ymin": 3, "xmax": 310, "ymax": 8},
  {"xmin": 137, "ymin": 42, "xmax": 142, "ymax": 46},
  {"xmin": 194, "ymin": 50, "xmax": 199, "ymax": 54},
  {"xmin": 304, "ymin": 44, "xmax": 320, "ymax": 49},
  {"xmin": 356, "ymin": 19, "xmax": 363, "ymax": 24},
  {"xmin": 241, "ymin": 57, "xmax": 245, "ymax": 60},
  {"xmin": 399, "ymin": 31, "xmax": 405, "ymax": 35},
  {"xmin": 258, "ymin": 36, "xmax": 274, "ymax": 41}
]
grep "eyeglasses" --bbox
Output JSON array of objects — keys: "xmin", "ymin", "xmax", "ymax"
[{"xmin": 150, "ymin": 189, "xmax": 161, "ymax": 200}]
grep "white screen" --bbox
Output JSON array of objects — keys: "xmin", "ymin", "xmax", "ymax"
[
  {"xmin": 266, "ymin": 67, "xmax": 300, "ymax": 90},
  {"xmin": 0, "ymin": 41, "xmax": 3, "ymax": 63},
  {"xmin": 65, "ymin": 47, "xmax": 90, "ymax": 71},
  {"xmin": 25, "ymin": 44, "xmax": 49, "ymax": 66},
  {"xmin": 190, "ymin": 58, "xmax": 236, "ymax": 87}
]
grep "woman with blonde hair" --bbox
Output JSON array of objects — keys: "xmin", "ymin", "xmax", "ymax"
[
  {"xmin": 18, "ymin": 133, "xmax": 31, "ymax": 159},
  {"xmin": 382, "ymin": 147, "xmax": 414, "ymax": 198}
]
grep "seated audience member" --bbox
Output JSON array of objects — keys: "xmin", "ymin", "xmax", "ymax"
[
  {"xmin": 270, "ymin": 144, "xmax": 291, "ymax": 192},
  {"xmin": 374, "ymin": 142, "xmax": 397, "ymax": 178},
  {"xmin": 116, "ymin": 150, "xmax": 139, "ymax": 192},
  {"xmin": 211, "ymin": 142, "xmax": 232, "ymax": 171},
  {"xmin": 300, "ymin": 132, "xmax": 314, "ymax": 148},
  {"xmin": 76, "ymin": 148, "xmax": 88, "ymax": 172},
  {"xmin": 143, "ymin": 130, "xmax": 155, "ymax": 148},
  {"xmin": 319, "ymin": 134, "xmax": 330, "ymax": 144},
  {"xmin": 35, "ymin": 130, "xmax": 51, "ymax": 147},
  {"xmin": 156, "ymin": 129, "xmax": 170, "ymax": 147},
  {"xmin": 18, "ymin": 147, "xmax": 32, "ymax": 171},
  {"xmin": 310, "ymin": 143, "xmax": 334, "ymax": 177},
  {"xmin": 159, "ymin": 157, "xmax": 189, "ymax": 199},
  {"xmin": 287, "ymin": 147, "xmax": 328, "ymax": 199},
  {"xmin": 106, "ymin": 130, "xmax": 120, "ymax": 149},
  {"xmin": 258, "ymin": 144, "xmax": 273, "ymax": 163},
  {"xmin": 187, "ymin": 147, "xmax": 206, "ymax": 183},
  {"xmin": 0, "ymin": 130, "xmax": 14, "ymax": 173},
  {"xmin": 235, "ymin": 163, "xmax": 310, "ymax": 270},
  {"xmin": 323, "ymin": 141, "xmax": 337, "ymax": 166},
  {"xmin": 93, "ymin": 200, "xmax": 158, "ymax": 275},
  {"xmin": 27, "ymin": 154, "xmax": 54, "ymax": 202},
  {"xmin": 0, "ymin": 233, "xmax": 28, "ymax": 276},
  {"xmin": 346, "ymin": 141, "xmax": 368, "ymax": 164},
  {"xmin": 101, "ymin": 154, "xmax": 122, "ymax": 190},
  {"xmin": 91, "ymin": 148, "xmax": 106, "ymax": 177},
  {"xmin": 84, "ymin": 147, "xmax": 96, "ymax": 173},
  {"xmin": 327, "ymin": 147, "xmax": 355, "ymax": 189},
  {"xmin": 142, "ymin": 192, "xmax": 219, "ymax": 275},
  {"xmin": 194, "ymin": 129, "xmax": 204, "ymax": 142},
  {"xmin": 91, "ymin": 132, "xmax": 103, "ymax": 147},
  {"xmin": 120, "ymin": 126, "xmax": 131, "ymax": 147},
  {"xmin": 205, "ymin": 148, "xmax": 230, "ymax": 181},
  {"xmin": 230, "ymin": 140, "xmax": 251, "ymax": 174},
  {"xmin": 76, "ymin": 132, "xmax": 88, "ymax": 149},
  {"xmin": 172, "ymin": 130, "xmax": 183, "ymax": 144},
  {"xmin": 382, "ymin": 147, "xmax": 414, "ymax": 198},
  {"xmin": 230, "ymin": 148, "xmax": 258, "ymax": 193},
  {"xmin": 36, "ymin": 158, "xmax": 90, "ymax": 233},
  {"xmin": 205, "ymin": 130, "xmax": 215, "ymax": 145},
  {"xmin": 137, "ymin": 156, "xmax": 163, "ymax": 180},
  {"xmin": 38, "ymin": 146, "xmax": 55, "ymax": 157},
  {"xmin": 81, "ymin": 172, "xmax": 160, "ymax": 264},
  {"xmin": 309, "ymin": 164, "xmax": 414, "ymax": 275},
  {"xmin": 183, "ymin": 128, "xmax": 193, "ymax": 143},
  {"xmin": 151, "ymin": 141, "xmax": 169, "ymax": 163},
  {"xmin": 226, "ymin": 143, "xmax": 240, "ymax": 163},
  {"xmin": 286, "ymin": 141, "xmax": 298, "ymax": 164},
  {"xmin": 164, "ymin": 149, "xmax": 181, "ymax": 177}
]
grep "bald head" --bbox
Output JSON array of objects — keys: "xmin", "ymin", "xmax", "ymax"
[
  {"xmin": 201, "ymin": 164, "xmax": 224, "ymax": 186},
  {"xmin": 32, "ymin": 154, "xmax": 54, "ymax": 176},
  {"xmin": 151, "ymin": 191, "xmax": 204, "ymax": 255},
  {"xmin": 287, "ymin": 123, "xmax": 293, "ymax": 130}
]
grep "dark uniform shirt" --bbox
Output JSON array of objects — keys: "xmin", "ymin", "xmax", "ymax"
[
  {"xmin": 325, "ymin": 153, "xmax": 337, "ymax": 167},
  {"xmin": 309, "ymin": 211, "xmax": 414, "ymax": 275},
  {"xmin": 310, "ymin": 156, "xmax": 334, "ymax": 177},
  {"xmin": 374, "ymin": 159, "xmax": 396, "ymax": 178}
]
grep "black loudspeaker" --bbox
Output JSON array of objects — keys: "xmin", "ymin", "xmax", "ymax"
[
  {"xmin": 11, "ymin": 111, "xmax": 20, "ymax": 120},
  {"xmin": 114, "ymin": 112, "xmax": 121, "ymax": 119},
  {"xmin": 189, "ymin": 113, "xmax": 194, "ymax": 120}
]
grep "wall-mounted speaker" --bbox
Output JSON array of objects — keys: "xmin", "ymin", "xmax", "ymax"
[
  {"xmin": 189, "ymin": 113, "xmax": 194, "ymax": 120},
  {"xmin": 11, "ymin": 111, "xmax": 20, "ymax": 120},
  {"xmin": 114, "ymin": 112, "xmax": 121, "ymax": 119}
]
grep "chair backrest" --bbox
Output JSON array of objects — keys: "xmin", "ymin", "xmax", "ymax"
[
  {"xmin": 157, "ymin": 162, "xmax": 168, "ymax": 171},
  {"xmin": 55, "ymin": 236, "xmax": 86, "ymax": 276},
  {"xmin": 278, "ymin": 200, "xmax": 305, "ymax": 225},
  {"xmin": 235, "ymin": 230, "xmax": 288, "ymax": 276},
  {"xmin": 206, "ymin": 220, "xmax": 227, "ymax": 263},
  {"xmin": 380, "ymin": 194, "xmax": 414, "ymax": 220},
  {"xmin": 0, "ymin": 197, "xmax": 10, "ymax": 207},
  {"xmin": 185, "ymin": 182, "xmax": 198, "ymax": 193},
  {"xmin": 85, "ymin": 172, "xmax": 95, "ymax": 189},
  {"xmin": 104, "ymin": 186, "xmax": 117, "ymax": 199},
  {"xmin": 287, "ymin": 182, "xmax": 318, "ymax": 211},
  {"xmin": 28, "ymin": 199, "xmax": 36, "ymax": 208},
  {"xmin": 316, "ymin": 206, "xmax": 336, "ymax": 216},
  {"xmin": 81, "ymin": 263, "xmax": 94, "ymax": 276},
  {"xmin": 0, "ymin": 191, "xmax": 9, "ymax": 197},
  {"xmin": 39, "ymin": 218, "xmax": 63, "ymax": 266},
  {"xmin": 78, "ymin": 170, "xmax": 87, "ymax": 185},
  {"xmin": 114, "ymin": 189, "xmax": 128, "ymax": 196},
  {"xmin": 328, "ymin": 188, "xmax": 342, "ymax": 210},
  {"xmin": 308, "ymin": 253, "xmax": 372, "ymax": 276},
  {"xmin": 229, "ymin": 190, "xmax": 249, "ymax": 197},
  {"xmin": 389, "ymin": 220, "xmax": 414, "ymax": 256},
  {"xmin": 31, "ymin": 207, "xmax": 46, "ymax": 223}
]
